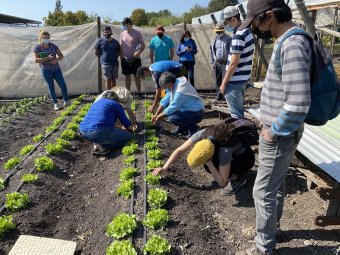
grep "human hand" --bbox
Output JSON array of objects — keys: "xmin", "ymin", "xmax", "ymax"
[
  {"xmin": 132, "ymin": 123, "xmax": 138, "ymax": 132},
  {"xmin": 49, "ymin": 59, "xmax": 58, "ymax": 65},
  {"xmin": 152, "ymin": 115, "xmax": 158, "ymax": 124},
  {"xmin": 152, "ymin": 166, "xmax": 167, "ymax": 176},
  {"xmin": 148, "ymin": 105, "xmax": 155, "ymax": 113},
  {"xmin": 48, "ymin": 54, "xmax": 55, "ymax": 61},
  {"xmin": 133, "ymin": 52, "xmax": 140, "ymax": 58},
  {"xmin": 219, "ymin": 84, "xmax": 226, "ymax": 95},
  {"xmin": 261, "ymin": 128, "xmax": 274, "ymax": 142}
]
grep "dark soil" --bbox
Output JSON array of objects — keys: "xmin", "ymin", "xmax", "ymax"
[{"xmin": 0, "ymin": 94, "xmax": 339, "ymax": 255}]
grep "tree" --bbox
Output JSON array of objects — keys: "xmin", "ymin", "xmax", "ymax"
[
  {"xmin": 208, "ymin": 0, "xmax": 238, "ymax": 13},
  {"xmin": 55, "ymin": 0, "xmax": 63, "ymax": 12},
  {"xmin": 131, "ymin": 8, "xmax": 148, "ymax": 27}
]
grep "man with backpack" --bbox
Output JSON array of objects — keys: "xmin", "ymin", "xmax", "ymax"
[{"xmin": 235, "ymin": 1, "xmax": 313, "ymax": 255}]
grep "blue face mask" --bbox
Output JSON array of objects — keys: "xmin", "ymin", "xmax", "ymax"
[
  {"xmin": 224, "ymin": 24, "xmax": 234, "ymax": 32},
  {"xmin": 184, "ymin": 37, "xmax": 190, "ymax": 42},
  {"xmin": 122, "ymin": 25, "xmax": 128, "ymax": 30}
]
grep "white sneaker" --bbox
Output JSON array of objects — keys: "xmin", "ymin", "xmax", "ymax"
[
  {"xmin": 53, "ymin": 104, "xmax": 60, "ymax": 111},
  {"xmin": 63, "ymin": 101, "xmax": 69, "ymax": 107}
]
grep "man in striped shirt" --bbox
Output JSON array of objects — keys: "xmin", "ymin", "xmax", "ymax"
[
  {"xmin": 235, "ymin": 0, "xmax": 312, "ymax": 255},
  {"xmin": 220, "ymin": 6, "xmax": 255, "ymax": 118}
]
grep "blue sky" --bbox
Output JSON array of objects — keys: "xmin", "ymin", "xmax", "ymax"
[{"xmin": 1, "ymin": 0, "xmax": 212, "ymax": 23}]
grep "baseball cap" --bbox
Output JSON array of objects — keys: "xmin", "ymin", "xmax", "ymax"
[
  {"xmin": 238, "ymin": 0, "xmax": 288, "ymax": 31},
  {"xmin": 122, "ymin": 17, "xmax": 132, "ymax": 25},
  {"xmin": 155, "ymin": 25, "xmax": 165, "ymax": 33},
  {"xmin": 111, "ymin": 86, "xmax": 133, "ymax": 109},
  {"xmin": 103, "ymin": 26, "xmax": 112, "ymax": 32},
  {"xmin": 187, "ymin": 139, "xmax": 215, "ymax": 168},
  {"xmin": 224, "ymin": 6, "xmax": 239, "ymax": 20},
  {"xmin": 213, "ymin": 20, "xmax": 225, "ymax": 32}
]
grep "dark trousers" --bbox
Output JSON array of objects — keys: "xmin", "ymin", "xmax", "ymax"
[
  {"xmin": 215, "ymin": 63, "xmax": 226, "ymax": 99},
  {"xmin": 179, "ymin": 61, "xmax": 195, "ymax": 86}
]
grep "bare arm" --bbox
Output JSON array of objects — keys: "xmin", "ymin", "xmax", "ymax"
[
  {"xmin": 95, "ymin": 48, "xmax": 100, "ymax": 58},
  {"xmin": 149, "ymin": 87, "xmax": 162, "ymax": 112},
  {"xmin": 152, "ymin": 138, "xmax": 194, "ymax": 175},
  {"xmin": 220, "ymin": 53, "xmax": 240, "ymax": 94},
  {"xmin": 134, "ymin": 41, "xmax": 145, "ymax": 58},
  {"xmin": 205, "ymin": 161, "xmax": 231, "ymax": 187},
  {"xmin": 34, "ymin": 52, "xmax": 54, "ymax": 64}
]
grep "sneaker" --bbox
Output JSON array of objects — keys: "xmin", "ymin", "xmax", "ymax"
[
  {"xmin": 221, "ymin": 176, "xmax": 247, "ymax": 196},
  {"xmin": 91, "ymin": 148, "xmax": 110, "ymax": 156},
  {"xmin": 53, "ymin": 104, "xmax": 60, "ymax": 111},
  {"xmin": 235, "ymin": 245, "xmax": 270, "ymax": 255},
  {"xmin": 241, "ymin": 226, "xmax": 282, "ymax": 239},
  {"xmin": 63, "ymin": 101, "xmax": 69, "ymax": 107},
  {"xmin": 136, "ymin": 93, "xmax": 144, "ymax": 100}
]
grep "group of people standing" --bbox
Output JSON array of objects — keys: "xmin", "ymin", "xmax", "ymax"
[{"xmin": 34, "ymin": 1, "xmax": 314, "ymax": 254}]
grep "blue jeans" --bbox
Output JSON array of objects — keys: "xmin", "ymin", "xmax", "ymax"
[
  {"xmin": 179, "ymin": 61, "xmax": 195, "ymax": 86},
  {"xmin": 168, "ymin": 110, "xmax": 203, "ymax": 133},
  {"xmin": 80, "ymin": 127, "xmax": 133, "ymax": 149},
  {"xmin": 41, "ymin": 67, "xmax": 68, "ymax": 104},
  {"xmin": 253, "ymin": 127, "xmax": 303, "ymax": 254},
  {"xmin": 223, "ymin": 82, "xmax": 247, "ymax": 118}
]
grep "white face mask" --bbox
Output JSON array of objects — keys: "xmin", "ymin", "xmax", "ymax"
[
  {"xmin": 224, "ymin": 25, "xmax": 234, "ymax": 32},
  {"xmin": 42, "ymin": 38, "xmax": 50, "ymax": 44}
]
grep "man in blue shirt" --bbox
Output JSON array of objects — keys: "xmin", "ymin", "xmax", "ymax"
[
  {"xmin": 137, "ymin": 61, "xmax": 186, "ymax": 112},
  {"xmin": 149, "ymin": 25, "xmax": 174, "ymax": 63},
  {"xmin": 152, "ymin": 72, "xmax": 204, "ymax": 138},
  {"xmin": 95, "ymin": 26, "xmax": 121, "ymax": 90}
]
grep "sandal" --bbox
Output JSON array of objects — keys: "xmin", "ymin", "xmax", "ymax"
[{"xmin": 91, "ymin": 148, "xmax": 110, "ymax": 156}]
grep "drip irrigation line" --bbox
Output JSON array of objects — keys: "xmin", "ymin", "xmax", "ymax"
[{"xmin": 143, "ymin": 103, "xmax": 148, "ymax": 246}]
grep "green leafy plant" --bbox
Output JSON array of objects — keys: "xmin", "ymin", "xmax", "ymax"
[
  {"xmin": 0, "ymin": 178, "xmax": 5, "ymax": 191},
  {"xmin": 56, "ymin": 138, "xmax": 71, "ymax": 148},
  {"xmin": 131, "ymin": 101, "xmax": 136, "ymax": 111},
  {"xmin": 147, "ymin": 135, "xmax": 159, "ymax": 143},
  {"xmin": 145, "ymin": 129, "xmax": 156, "ymax": 136},
  {"xmin": 148, "ymin": 188, "xmax": 168, "ymax": 209},
  {"xmin": 60, "ymin": 129, "xmax": 77, "ymax": 141},
  {"xmin": 0, "ymin": 215, "xmax": 16, "ymax": 237},
  {"xmin": 144, "ymin": 101, "xmax": 152, "ymax": 108},
  {"xmin": 106, "ymin": 240, "xmax": 137, "ymax": 255},
  {"xmin": 143, "ymin": 209, "xmax": 169, "ymax": 230},
  {"xmin": 145, "ymin": 112, "xmax": 153, "ymax": 121},
  {"xmin": 124, "ymin": 155, "xmax": 136, "ymax": 165},
  {"xmin": 117, "ymin": 179, "xmax": 134, "ymax": 198},
  {"xmin": 45, "ymin": 125, "xmax": 58, "ymax": 133},
  {"xmin": 119, "ymin": 167, "xmax": 138, "ymax": 181},
  {"xmin": 72, "ymin": 116, "xmax": 83, "ymax": 123},
  {"xmin": 34, "ymin": 156, "xmax": 55, "ymax": 172},
  {"xmin": 33, "ymin": 134, "xmax": 44, "ymax": 142},
  {"xmin": 52, "ymin": 117, "xmax": 65, "ymax": 126},
  {"xmin": 144, "ymin": 235, "xmax": 171, "ymax": 255},
  {"xmin": 19, "ymin": 145, "xmax": 35, "ymax": 156},
  {"xmin": 21, "ymin": 174, "xmax": 38, "ymax": 183},
  {"xmin": 145, "ymin": 173, "xmax": 161, "ymax": 185},
  {"xmin": 146, "ymin": 160, "xmax": 163, "ymax": 171},
  {"xmin": 145, "ymin": 121, "xmax": 156, "ymax": 129},
  {"xmin": 5, "ymin": 192, "xmax": 30, "ymax": 212},
  {"xmin": 145, "ymin": 141, "xmax": 158, "ymax": 150},
  {"xmin": 45, "ymin": 143, "xmax": 64, "ymax": 155},
  {"xmin": 122, "ymin": 143, "xmax": 138, "ymax": 156},
  {"xmin": 66, "ymin": 122, "xmax": 79, "ymax": 132},
  {"xmin": 147, "ymin": 149, "xmax": 162, "ymax": 159},
  {"xmin": 4, "ymin": 157, "xmax": 21, "ymax": 171},
  {"xmin": 106, "ymin": 213, "xmax": 137, "ymax": 239}
]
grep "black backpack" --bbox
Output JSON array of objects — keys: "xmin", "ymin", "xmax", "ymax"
[{"xmin": 223, "ymin": 117, "xmax": 259, "ymax": 146}]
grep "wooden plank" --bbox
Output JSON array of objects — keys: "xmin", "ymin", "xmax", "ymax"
[
  {"xmin": 316, "ymin": 25, "xmax": 340, "ymax": 38},
  {"xmin": 295, "ymin": 167, "xmax": 331, "ymax": 188}
]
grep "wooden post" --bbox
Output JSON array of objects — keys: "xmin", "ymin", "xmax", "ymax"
[
  {"xmin": 255, "ymin": 39, "xmax": 266, "ymax": 82},
  {"xmin": 183, "ymin": 21, "xmax": 186, "ymax": 31},
  {"xmin": 331, "ymin": 7, "xmax": 338, "ymax": 56},
  {"xmin": 97, "ymin": 16, "xmax": 102, "ymax": 93},
  {"xmin": 294, "ymin": 0, "xmax": 316, "ymax": 38},
  {"xmin": 210, "ymin": 13, "xmax": 217, "ymax": 25}
]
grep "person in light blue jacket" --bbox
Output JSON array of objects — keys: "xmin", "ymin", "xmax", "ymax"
[
  {"xmin": 152, "ymin": 72, "xmax": 204, "ymax": 138},
  {"xmin": 176, "ymin": 30, "xmax": 198, "ymax": 87}
]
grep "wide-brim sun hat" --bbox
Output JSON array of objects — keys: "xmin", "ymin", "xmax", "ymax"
[
  {"xmin": 213, "ymin": 20, "xmax": 225, "ymax": 32},
  {"xmin": 111, "ymin": 86, "xmax": 133, "ymax": 108}
]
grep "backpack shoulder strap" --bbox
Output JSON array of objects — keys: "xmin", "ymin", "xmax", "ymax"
[{"xmin": 274, "ymin": 28, "xmax": 311, "ymax": 80}]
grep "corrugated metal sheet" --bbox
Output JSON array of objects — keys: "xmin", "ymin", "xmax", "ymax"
[{"xmin": 247, "ymin": 107, "xmax": 340, "ymax": 183}]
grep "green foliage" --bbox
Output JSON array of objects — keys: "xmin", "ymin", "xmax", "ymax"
[
  {"xmin": 148, "ymin": 188, "xmax": 168, "ymax": 209},
  {"xmin": 144, "ymin": 235, "xmax": 171, "ymax": 255},
  {"xmin": 147, "ymin": 149, "xmax": 162, "ymax": 159},
  {"xmin": 131, "ymin": 8, "xmax": 148, "ymax": 26},
  {"xmin": 34, "ymin": 156, "xmax": 55, "ymax": 172},
  {"xmin": 117, "ymin": 179, "xmax": 134, "ymax": 198},
  {"xmin": 208, "ymin": 0, "xmax": 238, "ymax": 13},
  {"xmin": 145, "ymin": 121, "xmax": 156, "ymax": 129},
  {"xmin": 4, "ymin": 157, "xmax": 21, "ymax": 171},
  {"xmin": 33, "ymin": 134, "xmax": 44, "ymax": 142},
  {"xmin": 145, "ymin": 141, "xmax": 158, "ymax": 150},
  {"xmin": 67, "ymin": 122, "xmax": 79, "ymax": 132},
  {"xmin": 0, "ymin": 178, "xmax": 5, "ymax": 191},
  {"xmin": 45, "ymin": 125, "xmax": 58, "ymax": 133},
  {"xmin": 21, "ymin": 174, "xmax": 38, "ymax": 183},
  {"xmin": 122, "ymin": 143, "xmax": 138, "ymax": 156},
  {"xmin": 143, "ymin": 209, "xmax": 169, "ymax": 229},
  {"xmin": 106, "ymin": 213, "xmax": 137, "ymax": 239},
  {"xmin": 144, "ymin": 101, "xmax": 152, "ymax": 108},
  {"xmin": 5, "ymin": 192, "xmax": 30, "ymax": 212},
  {"xmin": 52, "ymin": 117, "xmax": 65, "ymax": 127},
  {"xmin": 106, "ymin": 240, "xmax": 137, "ymax": 255},
  {"xmin": 19, "ymin": 145, "xmax": 35, "ymax": 156},
  {"xmin": 60, "ymin": 129, "xmax": 77, "ymax": 141},
  {"xmin": 72, "ymin": 116, "xmax": 83, "ymax": 123},
  {"xmin": 131, "ymin": 101, "xmax": 136, "ymax": 111},
  {"xmin": 119, "ymin": 167, "xmax": 138, "ymax": 181},
  {"xmin": 45, "ymin": 143, "xmax": 64, "ymax": 155},
  {"xmin": 56, "ymin": 137, "xmax": 71, "ymax": 148},
  {"xmin": 146, "ymin": 160, "xmax": 163, "ymax": 171},
  {"xmin": 124, "ymin": 155, "xmax": 136, "ymax": 165},
  {"xmin": 0, "ymin": 215, "xmax": 16, "ymax": 237},
  {"xmin": 145, "ymin": 173, "xmax": 161, "ymax": 185},
  {"xmin": 145, "ymin": 112, "xmax": 153, "ymax": 121},
  {"xmin": 147, "ymin": 135, "xmax": 159, "ymax": 143}
]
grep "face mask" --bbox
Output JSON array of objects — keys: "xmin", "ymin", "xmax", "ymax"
[
  {"xmin": 157, "ymin": 33, "xmax": 164, "ymax": 38},
  {"xmin": 42, "ymin": 38, "xmax": 50, "ymax": 44},
  {"xmin": 217, "ymin": 33, "xmax": 224, "ymax": 38},
  {"xmin": 184, "ymin": 37, "xmax": 190, "ymax": 42},
  {"xmin": 252, "ymin": 23, "xmax": 273, "ymax": 39},
  {"xmin": 122, "ymin": 25, "xmax": 128, "ymax": 30},
  {"xmin": 104, "ymin": 33, "xmax": 112, "ymax": 39},
  {"xmin": 224, "ymin": 24, "xmax": 234, "ymax": 33}
]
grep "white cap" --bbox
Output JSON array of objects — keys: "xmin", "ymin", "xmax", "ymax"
[{"xmin": 224, "ymin": 6, "xmax": 239, "ymax": 20}]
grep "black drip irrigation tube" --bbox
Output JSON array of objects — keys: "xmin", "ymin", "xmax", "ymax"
[{"xmin": 143, "ymin": 100, "xmax": 148, "ymax": 246}]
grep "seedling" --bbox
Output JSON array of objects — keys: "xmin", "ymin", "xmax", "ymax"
[
  {"xmin": 106, "ymin": 213, "xmax": 137, "ymax": 239},
  {"xmin": 145, "ymin": 141, "xmax": 158, "ymax": 150},
  {"xmin": 144, "ymin": 235, "xmax": 171, "ymax": 255},
  {"xmin": 123, "ymin": 156, "xmax": 136, "ymax": 165},
  {"xmin": 143, "ymin": 209, "xmax": 169, "ymax": 230},
  {"xmin": 145, "ymin": 173, "xmax": 161, "ymax": 185},
  {"xmin": 52, "ymin": 117, "xmax": 64, "ymax": 126},
  {"xmin": 4, "ymin": 157, "xmax": 21, "ymax": 171},
  {"xmin": 106, "ymin": 240, "xmax": 137, "ymax": 255},
  {"xmin": 119, "ymin": 167, "xmax": 138, "ymax": 181},
  {"xmin": 66, "ymin": 122, "xmax": 79, "ymax": 132},
  {"xmin": 5, "ymin": 192, "xmax": 30, "ymax": 212},
  {"xmin": 146, "ymin": 160, "xmax": 163, "ymax": 171},
  {"xmin": 147, "ymin": 135, "xmax": 159, "ymax": 143},
  {"xmin": 45, "ymin": 143, "xmax": 64, "ymax": 155},
  {"xmin": 148, "ymin": 188, "xmax": 168, "ymax": 209},
  {"xmin": 21, "ymin": 174, "xmax": 38, "ymax": 183},
  {"xmin": 0, "ymin": 215, "xmax": 16, "ymax": 237},
  {"xmin": 33, "ymin": 134, "xmax": 44, "ymax": 142},
  {"xmin": 0, "ymin": 178, "xmax": 5, "ymax": 191},
  {"xmin": 145, "ymin": 112, "xmax": 153, "ymax": 121},
  {"xmin": 55, "ymin": 138, "xmax": 71, "ymax": 148},
  {"xmin": 34, "ymin": 156, "xmax": 55, "ymax": 172},
  {"xmin": 145, "ymin": 129, "xmax": 156, "ymax": 136},
  {"xmin": 72, "ymin": 116, "xmax": 83, "ymax": 123},
  {"xmin": 19, "ymin": 145, "xmax": 35, "ymax": 156},
  {"xmin": 122, "ymin": 143, "xmax": 138, "ymax": 156},
  {"xmin": 45, "ymin": 125, "xmax": 58, "ymax": 133},
  {"xmin": 60, "ymin": 129, "xmax": 77, "ymax": 141},
  {"xmin": 145, "ymin": 121, "xmax": 156, "ymax": 129},
  {"xmin": 117, "ymin": 179, "xmax": 134, "ymax": 198},
  {"xmin": 147, "ymin": 149, "xmax": 162, "ymax": 159}
]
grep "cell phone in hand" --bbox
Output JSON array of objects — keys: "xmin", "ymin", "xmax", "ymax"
[{"xmin": 188, "ymin": 45, "xmax": 192, "ymax": 49}]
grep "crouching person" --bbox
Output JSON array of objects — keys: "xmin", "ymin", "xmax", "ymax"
[
  {"xmin": 79, "ymin": 90, "xmax": 134, "ymax": 156},
  {"xmin": 152, "ymin": 72, "xmax": 204, "ymax": 138},
  {"xmin": 153, "ymin": 118, "xmax": 256, "ymax": 195}
]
